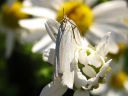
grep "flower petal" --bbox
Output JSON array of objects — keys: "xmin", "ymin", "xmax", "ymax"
[
  {"xmin": 96, "ymin": 32, "xmax": 110, "ymax": 57},
  {"xmin": 29, "ymin": 0, "xmax": 64, "ymax": 10},
  {"xmin": 82, "ymin": 65, "xmax": 96, "ymax": 78},
  {"xmin": 78, "ymin": 49, "xmax": 88, "ymax": 65},
  {"xmin": 88, "ymin": 24, "xmax": 119, "ymax": 54},
  {"xmin": 92, "ymin": 22, "xmax": 128, "ymax": 45},
  {"xmin": 91, "ymin": 84, "xmax": 107, "ymax": 95},
  {"xmin": 32, "ymin": 34, "xmax": 55, "ymax": 53},
  {"xmin": 5, "ymin": 31, "xmax": 15, "ymax": 58},
  {"xmin": 74, "ymin": 71, "xmax": 87, "ymax": 89},
  {"xmin": 105, "ymin": 89, "xmax": 122, "ymax": 96},
  {"xmin": 108, "ymin": 38, "xmax": 119, "ymax": 54},
  {"xmin": 43, "ymin": 49, "xmax": 55, "ymax": 65},
  {"xmin": 87, "ymin": 53, "xmax": 102, "ymax": 68},
  {"xmin": 96, "ymin": 57, "xmax": 112, "ymax": 78},
  {"xmin": 73, "ymin": 90, "xmax": 89, "ymax": 96},
  {"xmin": 124, "ymin": 81, "xmax": 128, "ymax": 92},
  {"xmin": 93, "ymin": 0, "xmax": 127, "ymax": 19},
  {"xmin": 85, "ymin": 0, "xmax": 97, "ymax": 6},
  {"xmin": 22, "ymin": 7, "xmax": 56, "ymax": 19},
  {"xmin": 23, "ymin": 0, "xmax": 32, "ymax": 7},
  {"xmin": 19, "ymin": 18, "xmax": 46, "ymax": 30},
  {"xmin": 45, "ymin": 19, "xmax": 60, "ymax": 42},
  {"xmin": 19, "ymin": 18, "xmax": 49, "ymax": 44},
  {"xmin": 19, "ymin": 30, "xmax": 46, "ymax": 44},
  {"xmin": 40, "ymin": 79, "xmax": 67, "ymax": 96},
  {"xmin": 93, "ymin": 1, "xmax": 128, "ymax": 48}
]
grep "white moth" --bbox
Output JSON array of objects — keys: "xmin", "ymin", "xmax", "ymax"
[{"xmin": 54, "ymin": 17, "xmax": 82, "ymax": 88}]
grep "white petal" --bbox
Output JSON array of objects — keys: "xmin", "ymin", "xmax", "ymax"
[
  {"xmin": 90, "ymin": 23, "xmax": 128, "ymax": 42},
  {"xmin": 30, "ymin": 0, "xmax": 52, "ymax": 7},
  {"xmin": 108, "ymin": 38, "xmax": 119, "ymax": 54},
  {"xmin": 96, "ymin": 58, "xmax": 112, "ymax": 78},
  {"xmin": 40, "ymin": 79, "xmax": 67, "ymax": 96},
  {"xmin": 30, "ymin": 0, "xmax": 64, "ymax": 11},
  {"xmin": 45, "ymin": 19, "xmax": 60, "ymax": 42},
  {"xmin": 78, "ymin": 49, "xmax": 88, "ymax": 65},
  {"xmin": 23, "ymin": 0, "xmax": 32, "ymax": 7},
  {"xmin": 19, "ymin": 18, "xmax": 46, "ymax": 30},
  {"xmin": 19, "ymin": 18, "xmax": 49, "ymax": 44},
  {"xmin": 91, "ymin": 84, "xmax": 107, "ymax": 95},
  {"xmin": 87, "ymin": 53, "xmax": 102, "ymax": 68},
  {"xmin": 106, "ymin": 90, "xmax": 122, "ymax": 96},
  {"xmin": 89, "ymin": 24, "xmax": 119, "ymax": 54},
  {"xmin": 81, "ymin": 38, "xmax": 89, "ymax": 48},
  {"xmin": 82, "ymin": 65, "xmax": 96, "ymax": 78},
  {"xmin": 124, "ymin": 81, "xmax": 128, "ymax": 92},
  {"xmin": 19, "ymin": 30, "xmax": 46, "ymax": 44},
  {"xmin": 74, "ymin": 71, "xmax": 87, "ymax": 89},
  {"xmin": 5, "ymin": 31, "xmax": 15, "ymax": 58},
  {"xmin": 62, "ymin": 71, "xmax": 74, "ymax": 89},
  {"xmin": 94, "ymin": 20, "xmax": 128, "ymax": 44},
  {"xmin": 32, "ymin": 34, "xmax": 55, "ymax": 53},
  {"xmin": 22, "ymin": 7, "xmax": 56, "ymax": 19},
  {"xmin": 93, "ymin": 0, "xmax": 127, "ymax": 18},
  {"xmin": 85, "ymin": 0, "xmax": 97, "ymax": 6},
  {"xmin": 43, "ymin": 49, "xmax": 55, "ymax": 65},
  {"xmin": 96, "ymin": 32, "xmax": 110, "ymax": 57},
  {"xmin": 74, "ymin": 90, "xmax": 89, "ymax": 96}
]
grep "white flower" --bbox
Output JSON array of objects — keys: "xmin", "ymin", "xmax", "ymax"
[
  {"xmin": 40, "ymin": 17, "xmax": 112, "ymax": 96},
  {"xmin": 91, "ymin": 57, "xmax": 128, "ymax": 96},
  {"xmin": 0, "ymin": 0, "xmax": 28, "ymax": 58},
  {"xmin": 19, "ymin": 0, "xmax": 128, "ymax": 54}
]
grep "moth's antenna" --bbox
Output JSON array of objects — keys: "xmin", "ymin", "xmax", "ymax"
[
  {"xmin": 63, "ymin": 8, "xmax": 66, "ymax": 20},
  {"xmin": 63, "ymin": 8, "xmax": 67, "ymax": 18},
  {"xmin": 63, "ymin": 8, "xmax": 64, "ymax": 17},
  {"xmin": 62, "ymin": 8, "xmax": 67, "ymax": 22}
]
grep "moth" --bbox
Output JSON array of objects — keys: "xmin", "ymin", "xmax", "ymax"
[{"xmin": 45, "ymin": 16, "xmax": 82, "ymax": 88}]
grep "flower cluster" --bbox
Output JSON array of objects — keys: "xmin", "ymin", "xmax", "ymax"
[
  {"xmin": 20, "ymin": 0, "xmax": 128, "ymax": 54},
  {"xmin": 40, "ymin": 17, "xmax": 112, "ymax": 96}
]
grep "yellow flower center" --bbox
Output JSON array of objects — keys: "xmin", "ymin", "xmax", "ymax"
[
  {"xmin": 1, "ymin": 2, "xmax": 28, "ymax": 29},
  {"xmin": 56, "ymin": 2, "xmax": 93, "ymax": 36},
  {"xmin": 110, "ymin": 71, "xmax": 128, "ymax": 89}
]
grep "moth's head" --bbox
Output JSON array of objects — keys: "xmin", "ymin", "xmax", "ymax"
[
  {"xmin": 60, "ymin": 16, "xmax": 78, "ymax": 32},
  {"xmin": 56, "ymin": 2, "xmax": 93, "ymax": 36}
]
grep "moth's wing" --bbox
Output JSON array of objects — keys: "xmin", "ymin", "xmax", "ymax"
[
  {"xmin": 45, "ymin": 19, "xmax": 60, "ymax": 42},
  {"xmin": 55, "ymin": 19, "xmax": 82, "ymax": 89}
]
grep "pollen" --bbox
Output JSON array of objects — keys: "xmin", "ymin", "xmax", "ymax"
[
  {"xmin": 56, "ymin": 2, "xmax": 93, "ymax": 36},
  {"xmin": 1, "ymin": 2, "xmax": 28, "ymax": 29}
]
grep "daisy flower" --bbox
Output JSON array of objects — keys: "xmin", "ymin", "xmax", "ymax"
[
  {"xmin": 19, "ymin": 0, "xmax": 128, "ymax": 54},
  {"xmin": 39, "ymin": 17, "xmax": 112, "ymax": 96},
  {"xmin": 0, "ymin": 0, "xmax": 28, "ymax": 58}
]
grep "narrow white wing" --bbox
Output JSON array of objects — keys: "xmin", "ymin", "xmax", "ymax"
[
  {"xmin": 55, "ymin": 17, "xmax": 82, "ymax": 88},
  {"xmin": 45, "ymin": 19, "xmax": 60, "ymax": 42}
]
